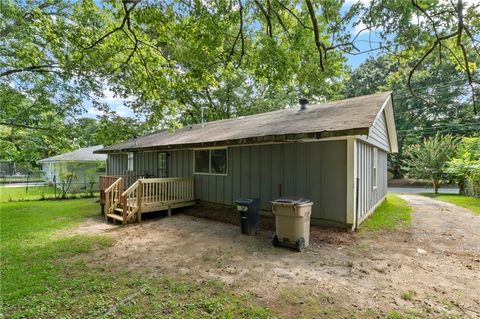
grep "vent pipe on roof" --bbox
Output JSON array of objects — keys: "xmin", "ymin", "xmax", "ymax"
[{"xmin": 299, "ymin": 98, "xmax": 309, "ymax": 110}]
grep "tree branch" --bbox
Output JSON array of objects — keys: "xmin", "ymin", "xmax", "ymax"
[
  {"xmin": 305, "ymin": 0, "xmax": 326, "ymax": 71},
  {"xmin": 84, "ymin": 1, "xmax": 138, "ymax": 50},
  {"xmin": 275, "ymin": 0, "xmax": 313, "ymax": 31},
  {"xmin": 253, "ymin": 0, "xmax": 273, "ymax": 37},
  {"xmin": 0, "ymin": 121, "xmax": 56, "ymax": 131},
  {"xmin": 0, "ymin": 64, "xmax": 61, "ymax": 77}
]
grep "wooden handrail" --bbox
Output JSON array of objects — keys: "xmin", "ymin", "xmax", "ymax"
[
  {"xmin": 104, "ymin": 177, "xmax": 123, "ymax": 220},
  {"xmin": 121, "ymin": 180, "xmax": 142, "ymax": 224},
  {"xmin": 139, "ymin": 177, "xmax": 192, "ymax": 183}
]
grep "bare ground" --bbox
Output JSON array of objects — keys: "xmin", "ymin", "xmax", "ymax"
[{"xmin": 74, "ymin": 195, "xmax": 480, "ymax": 318}]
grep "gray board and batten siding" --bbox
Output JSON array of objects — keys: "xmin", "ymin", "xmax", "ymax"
[
  {"xmin": 359, "ymin": 110, "xmax": 391, "ymax": 152},
  {"xmin": 106, "ymin": 140, "xmax": 349, "ymax": 227},
  {"xmin": 356, "ymin": 141, "xmax": 388, "ymax": 224}
]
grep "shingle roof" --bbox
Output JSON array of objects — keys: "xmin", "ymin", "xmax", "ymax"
[
  {"xmin": 96, "ymin": 92, "xmax": 392, "ymax": 153},
  {"xmin": 39, "ymin": 145, "xmax": 107, "ymax": 163}
]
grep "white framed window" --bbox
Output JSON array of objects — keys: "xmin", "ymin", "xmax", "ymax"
[
  {"xmin": 127, "ymin": 153, "xmax": 134, "ymax": 171},
  {"xmin": 194, "ymin": 148, "xmax": 227, "ymax": 175},
  {"xmin": 158, "ymin": 153, "xmax": 167, "ymax": 177},
  {"xmin": 373, "ymin": 147, "xmax": 378, "ymax": 189}
]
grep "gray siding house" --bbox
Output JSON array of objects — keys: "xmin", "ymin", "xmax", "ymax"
[{"xmin": 96, "ymin": 92, "xmax": 397, "ymax": 229}]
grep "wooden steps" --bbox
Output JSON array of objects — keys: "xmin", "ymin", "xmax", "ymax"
[{"xmin": 106, "ymin": 213, "xmax": 124, "ymax": 222}]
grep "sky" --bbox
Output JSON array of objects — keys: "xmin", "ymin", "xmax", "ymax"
[{"xmin": 84, "ymin": 0, "xmax": 380, "ymax": 119}]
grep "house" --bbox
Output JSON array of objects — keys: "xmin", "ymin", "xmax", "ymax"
[
  {"xmin": 39, "ymin": 145, "xmax": 107, "ymax": 192},
  {"xmin": 95, "ymin": 92, "xmax": 397, "ymax": 229}
]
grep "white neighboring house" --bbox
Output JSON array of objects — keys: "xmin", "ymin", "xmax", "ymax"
[{"xmin": 39, "ymin": 145, "xmax": 107, "ymax": 192}]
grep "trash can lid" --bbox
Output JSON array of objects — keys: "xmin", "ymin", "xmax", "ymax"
[
  {"xmin": 272, "ymin": 197, "xmax": 311, "ymax": 205},
  {"xmin": 234, "ymin": 198, "xmax": 260, "ymax": 205}
]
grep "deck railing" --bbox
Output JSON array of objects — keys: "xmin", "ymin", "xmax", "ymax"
[
  {"xmin": 104, "ymin": 177, "xmax": 123, "ymax": 218},
  {"xmin": 100, "ymin": 174, "xmax": 143, "ymax": 203},
  {"xmin": 139, "ymin": 177, "xmax": 194, "ymax": 206},
  {"xmin": 102, "ymin": 176, "xmax": 195, "ymax": 224},
  {"xmin": 121, "ymin": 180, "xmax": 142, "ymax": 223}
]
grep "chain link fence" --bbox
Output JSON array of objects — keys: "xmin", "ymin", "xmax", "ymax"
[{"xmin": 1, "ymin": 179, "xmax": 101, "ymax": 202}]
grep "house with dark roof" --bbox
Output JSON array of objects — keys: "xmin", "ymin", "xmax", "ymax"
[
  {"xmin": 95, "ymin": 92, "xmax": 397, "ymax": 229},
  {"xmin": 39, "ymin": 145, "xmax": 107, "ymax": 191}
]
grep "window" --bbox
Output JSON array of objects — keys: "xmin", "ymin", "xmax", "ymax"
[
  {"xmin": 194, "ymin": 149, "xmax": 227, "ymax": 175},
  {"xmin": 127, "ymin": 153, "xmax": 134, "ymax": 171},
  {"xmin": 194, "ymin": 150, "xmax": 210, "ymax": 173},
  {"xmin": 158, "ymin": 153, "xmax": 167, "ymax": 177},
  {"xmin": 210, "ymin": 149, "xmax": 227, "ymax": 174},
  {"xmin": 372, "ymin": 147, "xmax": 378, "ymax": 189}
]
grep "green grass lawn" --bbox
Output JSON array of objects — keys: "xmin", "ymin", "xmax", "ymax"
[
  {"xmin": 360, "ymin": 194, "xmax": 413, "ymax": 231},
  {"xmin": 420, "ymin": 193, "xmax": 480, "ymax": 215},
  {"xmin": 0, "ymin": 199, "xmax": 273, "ymax": 318},
  {"xmin": 0, "ymin": 185, "xmax": 99, "ymax": 202},
  {"xmin": 0, "ymin": 185, "xmax": 58, "ymax": 202}
]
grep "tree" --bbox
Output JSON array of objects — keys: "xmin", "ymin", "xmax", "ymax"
[
  {"xmin": 94, "ymin": 115, "xmax": 147, "ymax": 146},
  {"xmin": 1, "ymin": 0, "xmax": 478, "ymax": 172},
  {"xmin": 59, "ymin": 170, "xmax": 77, "ymax": 199},
  {"xmin": 346, "ymin": 54, "xmax": 479, "ymax": 178},
  {"xmin": 345, "ymin": 56, "xmax": 400, "ymax": 98},
  {"xmin": 362, "ymin": 0, "xmax": 480, "ymax": 113},
  {"xmin": 403, "ymin": 133, "xmax": 456, "ymax": 193},
  {"xmin": 446, "ymin": 137, "xmax": 480, "ymax": 195},
  {"xmin": 3, "ymin": 0, "xmax": 478, "ymax": 128}
]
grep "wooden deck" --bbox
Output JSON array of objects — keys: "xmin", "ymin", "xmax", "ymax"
[{"xmin": 100, "ymin": 176, "xmax": 195, "ymax": 224}]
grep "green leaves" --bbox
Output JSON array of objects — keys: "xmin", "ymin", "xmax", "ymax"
[
  {"xmin": 446, "ymin": 137, "xmax": 480, "ymax": 179},
  {"xmin": 403, "ymin": 133, "xmax": 457, "ymax": 192}
]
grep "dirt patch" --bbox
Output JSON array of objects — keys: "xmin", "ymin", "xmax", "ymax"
[
  {"xmin": 61, "ymin": 216, "xmax": 118, "ymax": 236},
  {"xmin": 77, "ymin": 197, "xmax": 480, "ymax": 318}
]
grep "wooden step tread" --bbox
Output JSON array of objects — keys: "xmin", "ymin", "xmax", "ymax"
[
  {"xmin": 107, "ymin": 213, "xmax": 124, "ymax": 222},
  {"xmin": 114, "ymin": 208, "xmax": 124, "ymax": 213}
]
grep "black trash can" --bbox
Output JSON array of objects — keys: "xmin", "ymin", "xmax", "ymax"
[{"xmin": 234, "ymin": 198, "xmax": 260, "ymax": 235}]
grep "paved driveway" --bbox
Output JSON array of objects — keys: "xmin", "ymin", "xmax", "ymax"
[{"xmin": 388, "ymin": 187, "xmax": 459, "ymax": 194}]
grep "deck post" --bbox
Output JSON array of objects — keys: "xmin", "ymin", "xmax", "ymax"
[
  {"xmin": 121, "ymin": 192, "xmax": 127, "ymax": 225},
  {"xmin": 137, "ymin": 180, "xmax": 142, "ymax": 223},
  {"xmin": 104, "ymin": 192, "xmax": 109, "ymax": 221},
  {"xmin": 168, "ymin": 205, "xmax": 171, "ymax": 217}
]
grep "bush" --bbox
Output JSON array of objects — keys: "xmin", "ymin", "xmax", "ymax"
[
  {"xmin": 446, "ymin": 137, "xmax": 480, "ymax": 197},
  {"xmin": 403, "ymin": 133, "xmax": 456, "ymax": 194}
]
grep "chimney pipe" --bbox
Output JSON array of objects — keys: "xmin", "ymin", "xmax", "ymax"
[{"xmin": 299, "ymin": 98, "xmax": 309, "ymax": 110}]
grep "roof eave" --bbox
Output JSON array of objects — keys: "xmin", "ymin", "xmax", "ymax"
[{"xmin": 94, "ymin": 128, "xmax": 370, "ymax": 154}]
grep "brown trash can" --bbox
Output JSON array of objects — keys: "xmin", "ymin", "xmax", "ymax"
[{"xmin": 271, "ymin": 198, "xmax": 313, "ymax": 252}]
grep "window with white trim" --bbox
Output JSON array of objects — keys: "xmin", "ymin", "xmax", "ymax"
[
  {"xmin": 127, "ymin": 153, "xmax": 134, "ymax": 171},
  {"xmin": 194, "ymin": 149, "xmax": 227, "ymax": 175},
  {"xmin": 373, "ymin": 147, "xmax": 378, "ymax": 189}
]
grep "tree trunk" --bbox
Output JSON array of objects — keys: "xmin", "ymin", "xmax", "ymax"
[
  {"xmin": 458, "ymin": 179, "xmax": 465, "ymax": 195},
  {"xmin": 432, "ymin": 179, "xmax": 440, "ymax": 194}
]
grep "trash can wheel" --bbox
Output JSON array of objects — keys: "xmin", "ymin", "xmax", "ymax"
[
  {"xmin": 296, "ymin": 238, "xmax": 305, "ymax": 252},
  {"xmin": 272, "ymin": 234, "xmax": 279, "ymax": 247}
]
